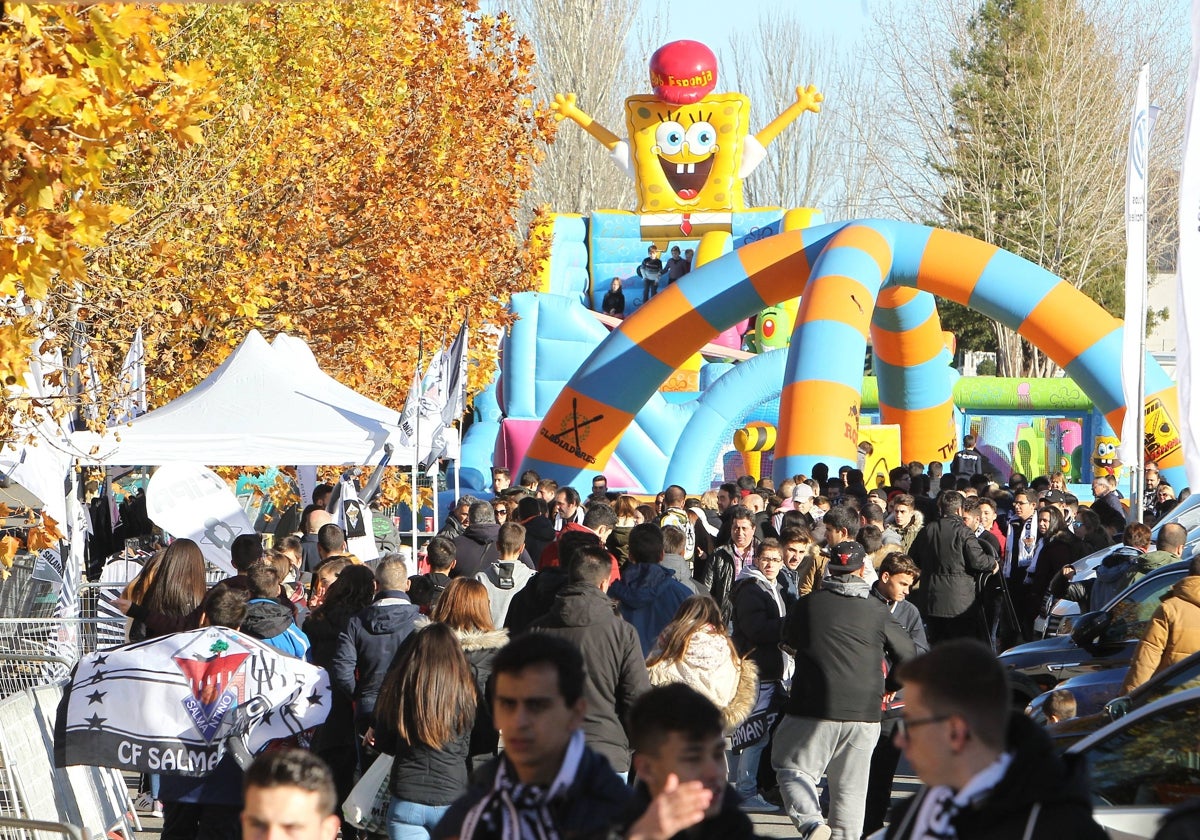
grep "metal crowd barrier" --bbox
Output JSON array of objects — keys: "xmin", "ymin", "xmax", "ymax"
[{"xmin": 0, "ymin": 685, "xmax": 135, "ymax": 840}]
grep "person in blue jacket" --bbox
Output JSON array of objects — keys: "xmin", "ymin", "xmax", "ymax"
[{"xmin": 609, "ymin": 524, "xmax": 692, "ymax": 657}]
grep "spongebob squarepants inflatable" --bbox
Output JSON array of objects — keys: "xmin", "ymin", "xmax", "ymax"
[
  {"xmin": 552, "ymin": 39, "xmax": 822, "ymax": 245},
  {"xmin": 549, "ymin": 40, "xmax": 820, "ymax": 355}
]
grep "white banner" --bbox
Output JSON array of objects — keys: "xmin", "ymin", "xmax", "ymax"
[
  {"xmin": 1180, "ymin": 2, "xmax": 1200, "ymax": 492},
  {"xmin": 1120, "ymin": 65, "xmax": 1151, "ymax": 467},
  {"xmin": 145, "ymin": 464, "xmax": 254, "ymax": 575},
  {"xmin": 113, "ymin": 327, "xmax": 147, "ymax": 425}
]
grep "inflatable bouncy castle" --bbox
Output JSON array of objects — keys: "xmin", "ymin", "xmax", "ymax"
[{"xmin": 456, "ymin": 42, "xmax": 1186, "ymax": 495}]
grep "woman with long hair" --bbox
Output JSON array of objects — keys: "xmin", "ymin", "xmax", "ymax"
[
  {"xmin": 303, "ymin": 564, "xmax": 376, "ymax": 840},
  {"xmin": 646, "ymin": 594, "xmax": 757, "ymax": 732},
  {"xmin": 111, "ymin": 537, "xmax": 207, "ymax": 818},
  {"xmin": 607, "ymin": 495, "xmax": 640, "ymax": 567},
  {"xmin": 374, "ymin": 623, "xmax": 478, "ymax": 840},
  {"xmin": 114, "ymin": 538, "xmax": 207, "ymax": 640},
  {"xmin": 430, "ymin": 578, "xmax": 508, "ymax": 759}
]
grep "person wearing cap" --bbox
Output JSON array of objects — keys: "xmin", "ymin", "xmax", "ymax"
[
  {"xmin": 788, "ymin": 483, "xmax": 817, "ymax": 530},
  {"xmin": 773, "ymin": 540, "xmax": 917, "ymax": 840}
]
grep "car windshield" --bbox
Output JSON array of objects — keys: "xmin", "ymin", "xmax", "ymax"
[
  {"xmin": 1165, "ymin": 494, "xmax": 1200, "ymax": 540},
  {"xmin": 1109, "ymin": 570, "xmax": 1187, "ymax": 640},
  {"xmin": 1086, "ymin": 697, "xmax": 1200, "ymax": 806}
]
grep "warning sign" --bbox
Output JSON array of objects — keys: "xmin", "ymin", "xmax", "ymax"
[{"xmin": 1143, "ymin": 396, "xmax": 1182, "ymax": 465}]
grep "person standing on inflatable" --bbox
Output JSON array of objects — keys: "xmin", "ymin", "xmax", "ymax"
[{"xmin": 551, "ymin": 40, "xmax": 823, "ymax": 244}]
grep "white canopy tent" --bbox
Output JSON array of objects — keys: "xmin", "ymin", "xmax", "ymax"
[{"xmin": 70, "ymin": 330, "xmax": 429, "ymax": 466}]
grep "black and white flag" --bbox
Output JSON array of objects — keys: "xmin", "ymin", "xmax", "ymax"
[{"xmin": 55, "ymin": 627, "xmax": 330, "ymax": 776}]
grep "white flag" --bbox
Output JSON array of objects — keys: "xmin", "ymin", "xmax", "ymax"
[
  {"xmin": 114, "ymin": 327, "xmax": 147, "ymax": 425},
  {"xmin": 1119, "ymin": 65, "xmax": 1151, "ymax": 467},
  {"xmin": 397, "ymin": 363, "xmax": 441, "ymax": 466},
  {"xmin": 1180, "ymin": 2, "xmax": 1200, "ymax": 492}
]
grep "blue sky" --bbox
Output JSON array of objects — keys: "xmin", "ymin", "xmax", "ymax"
[{"xmin": 643, "ymin": 0, "xmax": 872, "ymax": 58}]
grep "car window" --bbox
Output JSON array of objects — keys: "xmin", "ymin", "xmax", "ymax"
[
  {"xmin": 1086, "ymin": 698, "xmax": 1200, "ymax": 806},
  {"xmin": 1142, "ymin": 665, "xmax": 1200, "ymax": 707},
  {"xmin": 1109, "ymin": 571, "xmax": 1187, "ymax": 639}
]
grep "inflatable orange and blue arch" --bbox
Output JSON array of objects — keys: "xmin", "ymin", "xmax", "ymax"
[{"xmin": 520, "ymin": 219, "xmax": 1185, "ymax": 491}]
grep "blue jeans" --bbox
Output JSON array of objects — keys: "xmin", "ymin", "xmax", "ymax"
[{"xmin": 387, "ymin": 798, "xmax": 449, "ymax": 840}]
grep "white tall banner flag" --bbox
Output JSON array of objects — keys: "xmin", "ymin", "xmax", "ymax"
[
  {"xmin": 1180, "ymin": 1, "xmax": 1200, "ymax": 492},
  {"xmin": 114, "ymin": 327, "xmax": 147, "ymax": 425},
  {"xmin": 1119, "ymin": 65, "xmax": 1151, "ymax": 467}
]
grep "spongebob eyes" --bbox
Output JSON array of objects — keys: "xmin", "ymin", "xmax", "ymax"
[
  {"xmin": 654, "ymin": 119, "xmax": 717, "ymax": 156},
  {"xmin": 655, "ymin": 121, "xmax": 686, "ymax": 154},
  {"xmin": 1096, "ymin": 442, "xmax": 1116, "ymax": 458},
  {"xmin": 685, "ymin": 121, "xmax": 717, "ymax": 154}
]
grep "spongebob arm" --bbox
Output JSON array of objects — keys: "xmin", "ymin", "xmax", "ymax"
[
  {"xmin": 551, "ymin": 93, "xmax": 622, "ymax": 150},
  {"xmin": 754, "ymin": 85, "xmax": 824, "ymax": 149}
]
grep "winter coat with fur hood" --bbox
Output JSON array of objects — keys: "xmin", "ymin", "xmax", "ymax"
[
  {"xmin": 453, "ymin": 626, "xmax": 509, "ymax": 756},
  {"xmin": 647, "ymin": 626, "xmax": 758, "ymax": 732}
]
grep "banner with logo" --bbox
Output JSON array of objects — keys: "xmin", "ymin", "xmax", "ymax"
[
  {"xmin": 55, "ymin": 627, "xmax": 330, "ymax": 776},
  {"xmin": 145, "ymin": 464, "xmax": 254, "ymax": 575},
  {"xmin": 1180, "ymin": 0, "xmax": 1200, "ymax": 492}
]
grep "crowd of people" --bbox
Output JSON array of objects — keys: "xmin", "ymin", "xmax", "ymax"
[{"xmin": 111, "ymin": 453, "xmax": 1186, "ymax": 840}]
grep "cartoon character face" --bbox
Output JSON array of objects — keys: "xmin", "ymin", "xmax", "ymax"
[
  {"xmin": 625, "ymin": 93, "xmax": 750, "ymax": 213},
  {"xmin": 1092, "ymin": 436, "xmax": 1121, "ymax": 478},
  {"xmin": 751, "ymin": 302, "xmax": 796, "ymax": 353}
]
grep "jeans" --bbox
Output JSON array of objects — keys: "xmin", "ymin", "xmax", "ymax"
[
  {"xmin": 730, "ymin": 681, "xmax": 779, "ymax": 799},
  {"xmin": 387, "ymin": 798, "xmax": 449, "ymax": 840},
  {"xmin": 772, "ymin": 715, "xmax": 878, "ymax": 840}
]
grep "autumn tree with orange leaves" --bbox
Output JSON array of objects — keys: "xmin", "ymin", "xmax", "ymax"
[
  {"xmin": 0, "ymin": 3, "xmax": 218, "ymax": 441},
  {"xmin": 76, "ymin": 0, "xmax": 553, "ymax": 422}
]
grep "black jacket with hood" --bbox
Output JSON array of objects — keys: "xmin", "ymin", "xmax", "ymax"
[
  {"xmin": 453, "ymin": 523, "xmax": 533, "ymax": 579},
  {"xmin": 885, "ymin": 713, "xmax": 1108, "ymax": 840},
  {"xmin": 331, "ymin": 589, "xmax": 423, "ymax": 721},
  {"xmin": 530, "ymin": 582, "xmax": 651, "ymax": 772},
  {"xmin": 783, "ymin": 574, "xmax": 916, "ymax": 722}
]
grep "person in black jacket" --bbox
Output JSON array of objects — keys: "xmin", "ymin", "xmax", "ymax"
[
  {"xmin": 452, "ymin": 502, "xmax": 534, "ymax": 579},
  {"xmin": 909, "ymin": 491, "xmax": 996, "ymax": 644},
  {"xmin": 728, "ymin": 538, "xmax": 791, "ymax": 811},
  {"xmin": 302, "ymin": 564, "xmax": 376, "ymax": 840},
  {"xmin": 529, "ymin": 544, "xmax": 650, "ymax": 775},
  {"xmin": 863, "ymin": 555, "xmax": 929, "ymax": 836},
  {"xmin": 330, "ymin": 555, "xmax": 424, "ymax": 771},
  {"xmin": 885, "ymin": 640, "xmax": 1107, "ymax": 840},
  {"xmin": 373, "ymin": 623, "xmax": 477, "ymax": 838},
  {"xmin": 773, "ymin": 541, "xmax": 916, "ymax": 840}
]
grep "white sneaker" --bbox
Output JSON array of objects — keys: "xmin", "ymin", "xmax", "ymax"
[
  {"xmin": 133, "ymin": 792, "xmax": 155, "ymax": 814},
  {"xmin": 797, "ymin": 821, "xmax": 831, "ymax": 840}
]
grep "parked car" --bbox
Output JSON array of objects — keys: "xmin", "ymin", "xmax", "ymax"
[
  {"xmin": 999, "ymin": 560, "xmax": 1188, "ymax": 706},
  {"xmin": 1035, "ymin": 494, "xmax": 1200, "ymax": 637},
  {"xmin": 1067, "ymin": 685, "xmax": 1200, "ymax": 839},
  {"xmin": 1027, "ymin": 649, "xmax": 1200, "ymax": 750}
]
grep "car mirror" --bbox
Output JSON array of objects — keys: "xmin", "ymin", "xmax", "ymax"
[
  {"xmin": 1104, "ymin": 695, "xmax": 1132, "ymax": 721},
  {"xmin": 1071, "ymin": 610, "xmax": 1112, "ymax": 647}
]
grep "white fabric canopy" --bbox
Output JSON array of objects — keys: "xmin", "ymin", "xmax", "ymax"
[{"xmin": 71, "ymin": 331, "xmax": 418, "ymax": 466}]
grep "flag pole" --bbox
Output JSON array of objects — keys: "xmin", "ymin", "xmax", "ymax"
[{"xmin": 412, "ymin": 335, "xmax": 422, "ymax": 553}]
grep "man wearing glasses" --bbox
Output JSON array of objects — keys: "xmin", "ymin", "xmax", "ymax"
[{"xmin": 884, "ymin": 640, "xmax": 1106, "ymax": 839}]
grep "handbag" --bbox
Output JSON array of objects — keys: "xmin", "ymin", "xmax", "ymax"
[{"xmin": 343, "ymin": 752, "xmax": 393, "ymax": 833}]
